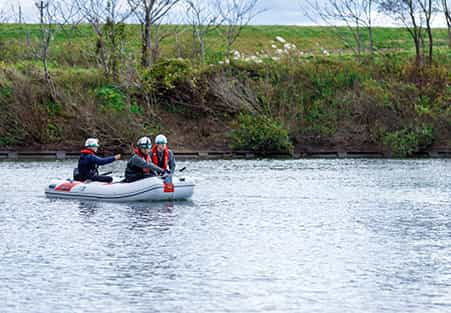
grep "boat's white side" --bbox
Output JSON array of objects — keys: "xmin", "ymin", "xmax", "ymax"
[{"xmin": 45, "ymin": 176, "xmax": 194, "ymax": 202}]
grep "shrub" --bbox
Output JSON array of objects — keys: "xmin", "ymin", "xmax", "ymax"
[
  {"xmin": 46, "ymin": 100, "xmax": 62, "ymax": 116},
  {"xmin": 95, "ymin": 85, "xmax": 126, "ymax": 112},
  {"xmin": 229, "ymin": 113, "xmax": 293, "ymax": 155},
  {"xmin": 129, "ymin": 102, "xmax": 143, "ymax": 114},
  {"xmin": 383, "ymin": 125, "xmax": 434, "ymax": 157},
  {"xmin": 141, "ymin": 58, "xmax": 194, "ymax": 93}
]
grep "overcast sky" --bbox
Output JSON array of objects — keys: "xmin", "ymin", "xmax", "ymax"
[{"xmin": 4, "ymin": 0, "xmax": 448, "ymax": 27}]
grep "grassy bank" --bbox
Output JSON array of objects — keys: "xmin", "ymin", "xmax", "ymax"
[
  {"xmin": 0, "ymin": 24, "xmax": 450, "ymax": 156},
  {"xmin": 0, "ymin": 24, "xmax": 449, "ymax": 65}
]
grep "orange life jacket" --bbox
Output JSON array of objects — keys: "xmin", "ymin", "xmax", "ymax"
[
  {"xmin": 151, "ymin": 145, "xmax": 169, "ymax": 170},
  {"xmin": 134, "ymin": 148, "xmax": 151, "ymax": 174}
]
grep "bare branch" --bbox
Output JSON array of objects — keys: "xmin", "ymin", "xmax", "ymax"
[
  {"xmin": 75, "ymin": 0, "xmax": 136, "ymax": 78},
  {"xmin": 441, "ymin": 0, "xmax": 451, "ymax": 47},
  {"xmin": 378, "ymin": 0, "xmax": 427, "ymax": 65},
  {"xmin": 216, "ymin": 0, "xmax": 263, "ymax": 51},
  {"xmin": 127, "ymin": 0, "xmax": 180, "ymax": 66},
  {"xmin": 186, "ymin": 0, "xmax": 222, "ymax": 64},
  {"xmin": 303, "ymin": 0, "xmax": 375, "ymax": 56}
]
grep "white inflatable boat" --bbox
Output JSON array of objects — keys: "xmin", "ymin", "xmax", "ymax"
[{"xmin": 45, "ymin": 175, "xmax": 194, "ymax": 202}]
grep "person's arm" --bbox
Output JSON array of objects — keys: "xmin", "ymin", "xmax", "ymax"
[
  {"xmin": 129, "ymin": 156, "xmax": 165, "ymax": 174},
  {"xmin": 91, "ymin": 154, "xmax": 120, "ymax": 166},
  {"xmin": 168, "ymin": 150, "xmax": 176, "ymax": 173}
]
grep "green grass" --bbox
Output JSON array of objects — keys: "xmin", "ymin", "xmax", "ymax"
[{"xmin": 0, "ymin": 23, "xmax": 448, "ymax": 66}]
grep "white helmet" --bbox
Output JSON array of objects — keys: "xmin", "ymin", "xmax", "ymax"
[
  {"xmin": 137, "ymin": 136, "xmax": 152, "ymax": 149},
  {"xmin": 84, "ymin": 138, "xmax": 99, "ymax": 148},
  {"xmin": 155, "ymin": 134, "xmax": 168, "ymax": 145}
]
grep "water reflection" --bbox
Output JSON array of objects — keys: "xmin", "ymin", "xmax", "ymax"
[
  {"xmin": 78, "ymin": 201, "xmax": 100, "ymax": 218},
  {"xmin": 126, "ymin": 202, "xmax": 176, "ymax": 231}
]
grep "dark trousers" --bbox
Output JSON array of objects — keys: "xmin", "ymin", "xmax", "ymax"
[{"xmin": 91, "ymin": 175, "xmax": 113, "ymax": 183}]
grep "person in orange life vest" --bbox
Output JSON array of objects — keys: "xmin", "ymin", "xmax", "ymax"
[
  {"xmin": 75, "ymin": 138, "xmax": 121, "ymax": 183},
  {"xmin": 124, "ymin": 137, "xmax": 165, "ymax": 182},
  {"xmin": 151, "ymin": 134, "xmax": 175, "ymax": 173}
]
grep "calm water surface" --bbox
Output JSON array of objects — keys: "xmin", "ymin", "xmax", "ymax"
[{"xmin": 0, "ymin": 159, "xmax": 450, "ymax": 313}]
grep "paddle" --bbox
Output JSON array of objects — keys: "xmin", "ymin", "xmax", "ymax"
[{"xmin": 100, "ymin": 171, "xmax": 113, "ymax": 176}]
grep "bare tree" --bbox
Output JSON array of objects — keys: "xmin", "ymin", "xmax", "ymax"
[
  {"xmin": 442, "ymin": 0, "xmax": 451, "ymax": 47},
  {"xmin": 152, "ymin": 16, "xmax": 186, "ymax": 62},
  {"xmin": 32, "ymin": 0, "xmax": 80, "ymax": 97},
  {"xmin": 76, "ymin": 0, "xmax": 135, "ymax": 79},
  {"xmin": 0, "ymin": 1, "xmax": 11, "ymax": 22},
  {"xmin": 417, "ymin": 0, "xmax": 438, "ymax": 64},
  {"xmin": 379, "ymin": 0, "xmax": 434, "ymax": 66},
  {"xmin": 35, "ymin": 1, "xmax": 55, "ymax": 89},
  {"xmin": 216, "ymin": 0, "xmax": 262, "ymax": 54},
  {"xmin": 186, "ymin": 0, "xmax": 222, "ymax": 64},
  {"xmin": 18, "ymin": 2, "xmax": 23, "ymax": 24},
  {"xmin": 128, "ymin": 0, "xmax": 180, "ymax": 66},
  {"xmin": 4, "ymin": 0, "xmax": 25, "ymax": 23},
  {"xmin": 304, "ymin": 0, "xmax": 375, "ymax": 57}
]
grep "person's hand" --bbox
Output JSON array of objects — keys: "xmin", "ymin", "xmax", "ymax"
[
  {"xmin": 114, "ymin": 154, "xmax": 121, "ymax": 160},
  {"xmin": 164, "ymin": 170, "xmax": 172, "ymax": 175}
]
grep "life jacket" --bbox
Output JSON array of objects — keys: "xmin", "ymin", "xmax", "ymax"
[
  {"xmin": 80, "ymin": 149, "xmax": 95, "ymax": 155},
  {"xmin": 77, "ymin": 149, "xmax": 98, "ymax": 180},
  {"xmin": 134, "ymin": 148, "xmax": 151, "ymax": 174},
  {"xmin": 151, "ymin": 146, "xmax": 169, "ymax": 170}
]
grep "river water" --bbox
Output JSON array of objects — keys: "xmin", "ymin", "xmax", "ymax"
[{"xmin": 0, "ymin": 159, "xmax": 450, "ymax": 313}]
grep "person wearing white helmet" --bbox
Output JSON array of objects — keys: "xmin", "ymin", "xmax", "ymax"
[
  {"xmin": 151, "ymin": 134, "xmax": 175, "ymax": 173},
  {"xmin": 124, "ymin": 136, "xmax": 166, "ymax": 182},
  {"xmin": 74, "ymin": 138, "xmax": 121, "ymax": 183}
]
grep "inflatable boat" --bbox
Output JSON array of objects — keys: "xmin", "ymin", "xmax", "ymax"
[{"xmin": 45, "ymin": 175, "xmax": 194, "ymax": 202}]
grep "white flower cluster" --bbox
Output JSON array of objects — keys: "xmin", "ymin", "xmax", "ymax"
[
  {"xmin": 275, "ymin": 36, "xmax": 286, "ymax": 44},
  {"xmin": 218, "ymin": 49, "xmax": 265, "ymax": 64},
  {"xmin": 270, "ymin": 36, "xmax": 304, "ymax": 59},
  {"xmin": 218, "ymin": 36, "xmax": 326, "ymax": 65}
]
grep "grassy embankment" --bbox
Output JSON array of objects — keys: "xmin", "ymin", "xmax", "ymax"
[{"xmin": 0, "ymin": 24, "xmax": 449, "ymax": 156}]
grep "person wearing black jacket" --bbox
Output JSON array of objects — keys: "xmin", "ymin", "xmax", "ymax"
[
  {"xmin": 75, "ymin": 138, "xmax": 121, "ymax": 183},
  {"xmin": 124, "ymin": 137, "xmax": 165, "ymax": 183}
]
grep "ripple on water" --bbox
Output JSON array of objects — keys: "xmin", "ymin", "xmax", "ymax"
[{"xmin": 0, "ymin": 158, "xmax": 450, "ymax": 313}]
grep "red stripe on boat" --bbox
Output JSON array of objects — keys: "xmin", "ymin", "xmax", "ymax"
[{"xmin": 55, "ymin": 181, "xmax": 80, "ymax": 192}]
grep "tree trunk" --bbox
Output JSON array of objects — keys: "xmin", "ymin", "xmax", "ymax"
[
  {"xmin": 424, "ymin": 0, "xmax": 433, "ymax": 65},
  {"xmin": 97, "ymin": 37, "xmax": 108, "ymax": 76},
  {"xmin": 153, "ymin": 27, "xmax": 161, "ymax": 63},
  {"xmin": 142, "ymin": 10, "xmax": 152, "ymax": 67},
  {"xmin": 408, "ymin": 1, "xmax": 422, "ymax": 68},
  {"xmin": 448, "ymin": 26, "xmax": 451, "ymax": 48},
  {"xmin": 140, "ymin": 23, "xmax": 146, "ymax": 66},
  {"xmin": 414, "ymin": 35, "xmax": 422, "ymax": 67},
  {"xmin": 93, "ymin": 24, "xmax": 109, "ymax": 76},
  {"xmin": 368, "ymin": 0, "xmax": 374, "ymax": 58},
  {"xmin": 43, "ymin": 43, "xmax": 49, "ymax": 82},
  {"xmin": 426, "ymin": 22, "xmax": 433, "ymax": 65},
  {"xmin": 109, "ymin": 23, "xmax": 118, "ymax": 81}
]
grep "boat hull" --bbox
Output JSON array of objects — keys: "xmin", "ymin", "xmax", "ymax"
[{"xmin": 45, "ymin": 176, "xmax": 194, "ymax": 202}]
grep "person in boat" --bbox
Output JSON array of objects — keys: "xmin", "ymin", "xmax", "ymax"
[
  {"xmin": 151, "ymin": 134, "xmax": 176, "ymax": 173},
  {"xmin": 75, "ymin": 138, "xmax": 121, "ymax": 183},
  {"xmin": 124, "ymin": 136, "xmax": 166, "ymax": 183}
]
